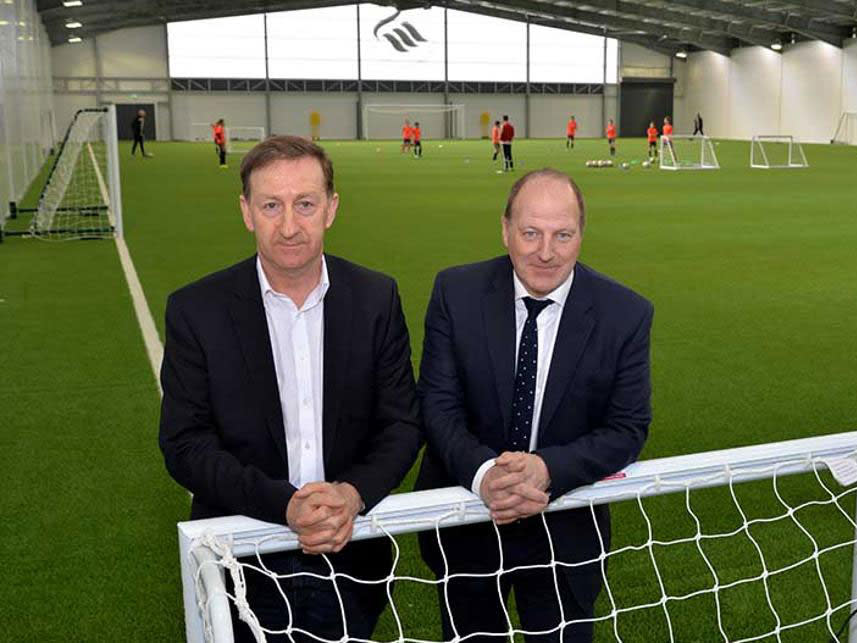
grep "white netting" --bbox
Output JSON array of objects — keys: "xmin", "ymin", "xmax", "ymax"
[
  {"xmin": 178, "ymin": 432, "xmax": 857, "ymax": 643},
  {"xmin": 832, "ymin": 113, "xmax": 857, "ymax": 146},
  {"xmin": 750, "ymin": 136, "xmax": 809, "ymax": 169},
  {"xmin": 31, "ymin": 107, "xmax": 121, "ymax": 240},
  {"xmin": 659, "ymin": 135, "xmax": 719, "ymax": 171},
  {"xmin": 191, "ymin": 122, "xmax": 216, "ymax": 142},
  {"xmin": 362, "ymin": 104, "xmax": 466, "ymax": 141},
  {"xmin": 226, "ymin": 126, "xmax": 266, "ymax": 155}
]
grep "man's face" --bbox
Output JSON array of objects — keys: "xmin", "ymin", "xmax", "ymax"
[
  {"xmin": 502, "ymin": 176, "xmax": 582, "ymax": 298},
  {"xmin": 239, "ymin": 157, "xmax": 338, "ymax": 281}
]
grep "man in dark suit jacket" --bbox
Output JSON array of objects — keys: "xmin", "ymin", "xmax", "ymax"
[
  {"xmin": 415, "ymin": 168, "xmax": 653, "ymax": 642},
  {"xmin": 159, "ymin": 136, "xmax": 422, "ymax": 642}
]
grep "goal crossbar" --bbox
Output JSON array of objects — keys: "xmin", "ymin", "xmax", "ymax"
[{"xmin": 177, "ymin": 430, "xmax": 857, "ymax": 643}]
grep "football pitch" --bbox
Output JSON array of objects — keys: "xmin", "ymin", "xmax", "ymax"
[{"xmin": 2, "ymin": 137, "xmax": 857, "ymax": 641}]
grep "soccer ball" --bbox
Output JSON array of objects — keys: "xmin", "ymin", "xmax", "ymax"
[
  {"xmin": 585, "ymin": 160, "xmax": 593, "ymax": 168},
  {"xmin": 642, "ymin": 160, "xmax": 651, "ymax": 169},
  {"xmin": 620, "ymin": 162, "xmax": 630, "ymax": 170}
]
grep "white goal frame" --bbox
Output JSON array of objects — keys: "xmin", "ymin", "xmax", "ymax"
[
  {"xmin": 750, "ymin": 135, "xmax": 809, "ymax": 169},
  {"xmin": 225, "ymin": 126, "xmax": 266, "ymax": 154},
  {"xmin": 362, "ymin": 103, "xmax": 466, "ymax": 140},
  {"xmin": 659, "ymin": 134, "xmax": 719, "ymax": 171},
  {"xmin": 832, "ymin": 112, "xmax": 857, "ymax": 146},
  {"xmin": 27, "ymin": 105, "xmax": 123, "ymax": 240},
  {"xmin": 177, "ymin": 430, "xmax": 857, "ymax": 643}
]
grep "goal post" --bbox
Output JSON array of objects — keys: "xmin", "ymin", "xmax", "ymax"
[
  {"xmin": 15, "ymin": 105, "xmax": 123, "ymax": 241},
  {"xmin": 659, "ymin": 134, "xmax": 719, "ymax": 171},
  {"xmin": 225, "ymin": 126, "xmax": 266, "ymax": 155},
  {"xmin": 362, "ymin": 104, "xmax": 466, "ymax": 140},
  {"xmin": 177, "ymin": 430, "xmax": 857, "ymax": 643},
  {"xmin": 751, "ymin": 135, "xmax": 809, "ymax": 169},
  {"xmin": 832, "ymin": 112, "xmax": 857, "ymax": 145}
]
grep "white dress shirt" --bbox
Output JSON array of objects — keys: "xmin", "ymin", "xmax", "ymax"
[
  {"xmin": 257, "ymin": 256, "xmax": 329, "ymax": 489},
  {"xmin": 471, "ymin": 268, "xmax": 575, "ymax": 496}
]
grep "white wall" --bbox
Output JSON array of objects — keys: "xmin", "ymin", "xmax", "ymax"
[
  {"xmin": 843, "ymin": 40, "xmax": 857, "ymax": 113},
  {"xmin": 781, "ymin": 41, "xmax": 843, "ymax": 143},
  {"xmin": 682, "ymin": 40, "xmax": 851, "ymax": 143},
  {"xmin": 529, "ymin": 95, "xmax": 603, "ymax": 138},
  {"xmin": 172, "ymin": 93, "xmax": 267, "ymax": 141},
  {"xmin": 272, "ymin": 93, "xmax": 358, "ymax": 139}
]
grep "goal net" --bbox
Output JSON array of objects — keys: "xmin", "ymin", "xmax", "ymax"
[
  {"xmin": 190, "ymin": 122, "xmax": 215, "ymax": 143},
  {"xmin": 832, "ymin": 113, "xmax": 857, "ymax": 146},
  {"xmin": 660, "ymin": 135, "xmax": 719, "ymax": 171},
  {"xmin": 225, "ymin": 126, "xmax": 266, "ymax": 155},
  {"xmin": 177, "ymin": 431, "xmax": 857, "ymax": 642},
  {"xmin": 30, "ymin": 106, "xmax": 122, "ymax": 240},
  {"xmin": 751, "ymin": 136, "xmax": 809, "ymax": 169},
  {"xmin": 362, "ymin": 104, "xmax": 466, "ymax": 140}
]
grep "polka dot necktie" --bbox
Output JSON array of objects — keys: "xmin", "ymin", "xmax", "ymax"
[{"xmin": 508, "ymin": 297, "xmax": 553, "ymax": 452}]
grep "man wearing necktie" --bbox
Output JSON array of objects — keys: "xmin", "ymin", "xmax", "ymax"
[{"xmin": 415, "ymin": 168, "xmax": 654, "ymax": 642}]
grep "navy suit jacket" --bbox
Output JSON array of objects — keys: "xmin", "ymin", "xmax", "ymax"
[
  {"xmin": 415, "ymin": 256, "xmax": 653, "ymax": 601},
  {"xmin": 159, "ymin": 255, "xmax": 422, "ymax": 534}
]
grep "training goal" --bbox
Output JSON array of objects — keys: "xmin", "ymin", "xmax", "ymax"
[
  {"xmin": 362, "ymin": 104, "xmax": 466, "ymax": 140},
  {"xmin": 832, "ymin": 113, "xmax": 857, "ymax": 146},
  {"xmin": 225, "ymin": 126, "xmax": 266, "ymax": 155},
  {"xmin": 659, "ymin": 134, "xmax": 719, "ymax": 171},
  {"xmin": 750, "ymin": 136, "xmax": 809, "ymax": 169},
  {"xmin": 8, "ymin": 106, "xmax": 123, "ymax": 241},
  {"xmin": 177, "ymin": 430, "xmax": 857, "ymax": 642}
]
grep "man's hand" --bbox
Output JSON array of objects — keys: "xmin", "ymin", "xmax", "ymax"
[
  {"xmin": 285, "ymin": 481, "xmax": 363, "ymax": 554},
  {"xmin": 479, "ymin": 452, "xmax": 551, "ymax": 525}
]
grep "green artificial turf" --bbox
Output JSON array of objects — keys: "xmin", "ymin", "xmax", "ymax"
[{"xmin": 3, "ymin": 137, "xmax": 857, "ymax": 641}]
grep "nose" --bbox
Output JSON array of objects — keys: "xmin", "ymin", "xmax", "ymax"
[
  {"xmin": 277, "ymin": 208, "xmax": 299, "ymax": 238},
  {"xmin": 537, "ymin": 236, "xmax": 553, "ymax": 262}
]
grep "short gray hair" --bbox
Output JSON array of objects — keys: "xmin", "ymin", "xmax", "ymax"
[{"xmin": 503, "ymin": 168, "xmax": 586, "ymax": 231}]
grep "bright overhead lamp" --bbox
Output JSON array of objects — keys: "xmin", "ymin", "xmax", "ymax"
[
  {"xmin": 68, "ymin": 36, "xmax": 82, "ymax": 43},
  {"xmin": 771, "ymin": 41, "xmax": 782, "ymax": 51},
  {"xmin": 675, "ymin": 50, "xmax": 687, "ymax": 59},
  {"xmin": 63, "ymin": 0, "xmax": 83, "ymax": 6},
  {"xmin": 66, "ymin": 21, "xmax": 82, "ymax": 28}
]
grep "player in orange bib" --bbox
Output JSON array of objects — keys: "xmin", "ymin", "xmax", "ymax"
[
  {"xmin": 401, "ymin": 119, "xmax": 413, "ymax": 154},
  {"xmin": 662, "ymin": 116, "xmax": 675, "ymax": 157},
  {"xmin": 212, "ymin": 119, "xmax": 227, "ymax": 168},
  {"xmin": 566, "ymin": 115, "xmax": 577, "ymax": 149},
  {"xmin": 412, "ymin": 122, "xmax": 422, "ymax": 158},
  {"xmin": 646, "ymin": 121, "xmax": 659, "ymax": 160},
  {"xmin": 606, "ymin": 119, "xmax": 617, "ymax": 157},
  {"xmin": 491, "ymin": 120, "xmax": 501, "ymax": 161}
]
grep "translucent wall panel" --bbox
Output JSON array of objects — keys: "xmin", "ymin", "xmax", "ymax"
[
  {"xmin": 267, "ymin": 6, "xmax": 358, "ymax": 79},
  {"xmin": 0, "ymin": 0, "xmax": 52, "ymax": 223},
  {"xmin": 168, "ymin": 15, "xmax": 265, "ymax": 78},
  {"xmin": 359, "ymin": 4, "xmax": 444, "ymax": 81},
  {"xmin": 447, "ymin": 9, "xmax": 526, "ymax": 82},
  {"xmin": 529, "ymin": 24, "xmax": 610, "ymax": 84},
  {"xmin": 605, "ymin": 38, "xmax": 618, "ymax": 84}
]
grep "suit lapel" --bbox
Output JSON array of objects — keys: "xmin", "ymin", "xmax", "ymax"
[
  {"xmin": 538, "ymin": 266, "xmax": 595, "ymax": 437},
  {"xmin": 322, "ymin": 256, "xmax": 352, "ymax": 469},
  {"xmin": 483, "ymin": 259, "xmax": 517, "ymax": 437},
  {"xmin": 228, "ymin": 257, "xmax": 288, "ymax": 466}
]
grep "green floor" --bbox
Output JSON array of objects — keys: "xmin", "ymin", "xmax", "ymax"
[{"xmin": 2, "ymin": 137, "xmax": 857, "ymax": 641}]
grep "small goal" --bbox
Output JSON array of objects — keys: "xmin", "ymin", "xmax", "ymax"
[
  {"xmin": 750, "ymin": 135, "xmax": 809, "ymax": 169},
  {"xmin": 362, "ymin": 104, "xmax": 466, "ymax": 140},
  {"xmin": 659, "ymin": 134, "xmax": 719, "ymax": 170},
  {"xmin": 225, "ymin": 126, "xmax": 266, "ymax": 155}
]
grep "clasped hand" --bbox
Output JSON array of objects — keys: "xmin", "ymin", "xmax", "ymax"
[
  {"xmin": 285, "ymin": 481, "xmax": 362, "ymax": 554},
  {"xmin": 480, "ymin": 452, "xmax": 551, "ymax": 525}
]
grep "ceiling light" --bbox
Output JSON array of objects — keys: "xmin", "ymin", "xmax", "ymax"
[
  {"xmin": 66, "ymin": 21, "xmax": 82, "ymax": 28},
  {"xmin": 771, "ymin": 41, "xmax": 782, "ymax": 51},
  {"xmin": 0, "ymin": 20, "xmax": 8, "ymax": 26},
  {"xmin": 63, "ymin": 0, "xmax": 83, "ymax": 6},
  {"xmin": 68, "ymin": 36, "xmax": 82, "ymax": 43},
  {"xmin": 675, "ymin": 50, "xmax": 687, "ymax": 59}
]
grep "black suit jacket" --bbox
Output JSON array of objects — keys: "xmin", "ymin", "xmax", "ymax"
[
  {"xmin": 159, "ymin": 254, "xmax": 422, "ymax": 529},
  {"xmin": 415, "ymin": 256, "xmax": 653, "ymax": 601}
]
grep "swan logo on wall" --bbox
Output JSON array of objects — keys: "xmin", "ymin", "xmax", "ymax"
[{"xmin": 373, "ymin": 10, "xmax": 427, "ymax": 52}]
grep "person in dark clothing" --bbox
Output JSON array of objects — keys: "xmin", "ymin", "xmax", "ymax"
[
  {"xmin": 693, "ymin": 113, "xmax": 704, "ymax": 136},
  {"xmin": 131, "ymin": 109, "xmax": 151, "ymax": 157},
  {"xmin": 500, "ymin": 115, "xmax": 515, "ymax": 172}
]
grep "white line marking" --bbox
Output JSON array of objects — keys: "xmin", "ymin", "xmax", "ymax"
[{"xmin": 89, "ymin": 140, "xmax": 164, "ymax": 396}]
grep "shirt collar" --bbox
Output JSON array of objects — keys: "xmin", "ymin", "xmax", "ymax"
[
  {"xmin": 512, "ymin": 266, "xmax": 574, "ymax": 308},
  {"xmin": 256, "ymin": 255, "xmax": 330, "ymax": 310}
]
